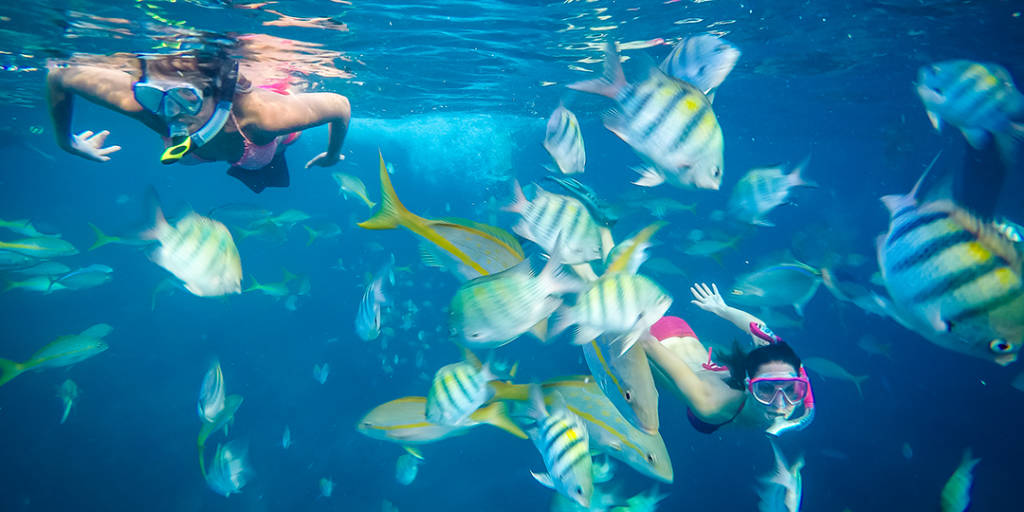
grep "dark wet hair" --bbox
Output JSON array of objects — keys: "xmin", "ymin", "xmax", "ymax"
[
  {"xmin": 717, "ymin": 341, "xmax": 802, "ymax": 391},
  {"xmin": 141, "ymin": 50, "xmax": 237, "ymax": 94}
]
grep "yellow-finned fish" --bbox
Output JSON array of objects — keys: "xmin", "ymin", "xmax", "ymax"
[
  {"xmin": 877, "ymin": 158, "xmax": 1024, "ymax": 365},
  {"xmin": 0, "ymin": 237, "xmax": 78, "ymax": 259},
  {"xmin": 544, "ymin": 105, "xmax": 586, "ymax": 175},
  {"xmin": 582, "ymin": 337, "xmax": 659, "ymax": 435},
  {"xmin": 142, "ymin": 192, "xmax": 242, "ymax": 298},
  {"xmin": 940, "ymin": 448, "xmax": 981, "ymax": 512},
  {"xmin": 332, "ymin": 172, "xmax": 377, "ymax": 209},
  {"xmin": 198, "ymin": 394, "xmax": 243, "ymax": 478},
  {"xmin": 358, "ymin": 150, "xmax": 524, "ymax": 280},
  {"xmin": 0, "ymin": 323, "xmax": 112, "ymax": 387},
  {"xmin": 356, "ymin": 396, "xmax": 526, "ymax": 445}
]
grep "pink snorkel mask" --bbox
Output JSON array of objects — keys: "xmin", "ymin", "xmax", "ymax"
[{"xmin": 748, "ymin": 322, "xmax": 816, "ymax": 436}]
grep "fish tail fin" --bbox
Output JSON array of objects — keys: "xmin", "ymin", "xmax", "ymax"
[
  {"xmin": 473, "ymin": 401, "xmax": 528, "ymax": 439},
  {"xmin": 789, "ymin": 155, "xmax": 817, "ymax": 188},
  {"xmin": 358, "ymin": 150, "xmax": 414, "ymax": 230},
  {"xmin": 489, "ymin": 380, "xmax": 530, "ymax": 402},
  {"xmin": 244, "ymin": 275, "xmax": 261, "ymax": 293},
  {"xmin": 0, "ymin": 358, "xmax": 24, "ymax": 387},
  {"xmin": 502, "ymin": 179, "xmax": 529, "ymax": 214},
  {"xmin": 303, "ymin": 225, "xmax": 318, "ymax": 247},
  {"xmin": 853, "ymin": 375, "xmax": 869, "ymax": 398},
  {"xmin": 567, "ymin": 41, "xmax": 627, "ymax": 99},
  {"xmin": 87, "ymin": 222, "xmax": 120, "ymax": 251},
  {"xmin": 632, "ymin": 167, "xmax": 666, "ymax": 187},
  {"xmin": 2, "ymin": 280, "xmax": 19, "ymax": 293},
  {"xmin": 141, "ymin": 187, "xmax": 168, "ymax": 241}
]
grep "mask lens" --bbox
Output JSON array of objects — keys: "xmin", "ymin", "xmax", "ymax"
[
  {"xmin": 751, "ymin": 378, "xmax": 807, "ymax": 405},
  {"xmin": 133, "ymin": 83, "xmax": 166, "ymax": 113},
  {"xmin": 166, "ymin": 87, "xmax": 202, "ymax": 116}
]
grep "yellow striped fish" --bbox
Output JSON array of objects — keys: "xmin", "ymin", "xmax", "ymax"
[
  {"xmin": 425, "ymin": 361, "xmax": 496, "ymax": 426},
  {"xmin": 878, "ymin": 163, "xmax": 1024, "ymax": 365},
  {"xmin": 506, "ymin": 181, "xmax": 603, "ymax": 264},
  {"xmin": 142, "ymin": 195, "xmax": 242, "ymax": 298},
  {"xmin": 569, "ymin": 41, "xmax": 724, "ymax": 191},
  {"xmin": 524, "ymin": 384, "xmax": 593, "ymax": 508},
  {"xmin": 544, "ymin": 105, "xmax": 586, "ymax": 175}
]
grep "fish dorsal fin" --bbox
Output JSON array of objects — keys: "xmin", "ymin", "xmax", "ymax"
[
  {"xmin": 934, "ymin": 201, "xmax": 1024, "ymax": 270},
  {"xmin": 603, "ymin": 221, "xmax": 667, "ymax": 276},
  {"xmin": 462, "ymin": 347, "xmax": 483, "ymax": 370},
  {"xmin": 438, "ymin": 217, "xmax": 526, "ymax": 260},
  {"xmin": 910, "ymin": 151, "xmax": 949, "ymax": 203},
  {"xmin": 79, "ymin": 323, "xmax": 113, "ymax": 339},
  {"xmin": 402, "ymin": 445, "xmax": 425, "ymax": 460}
]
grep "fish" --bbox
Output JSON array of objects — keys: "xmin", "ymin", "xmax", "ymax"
[
  {"xmin": 356, "ymin": 257, "xmax": 393, "ymax": 341},
  {"xmin": 141, "ymin": 193, "xmax": 242, "ymax": 297},
  {"xmin": 591, "ymin": 455, "xmax": 615, "ymax": 484},
  {"xmin": 916, "ymin": 60, "xmax": 1024, "ymax": 162},
  {"xmin": 729, "ymin": 262, "xmax": 822, "ymax": 316},
  {"xmin": 259, "ymin": 209, "xmax": 311, "ymax": 230},
  {"xmin": 234, "ymin": 221, "xmax": 288, "ymax": 245},
  {"xmin": 425, "ymin": 360, "xmax": 497, "ymax": 426},
  {"xmin": 198, "ymin": 359, "xmax": 226, "ymax": 423},
  {"xmin": 552, "ymin": 273, "xmax": 672, "ymax": 354},
  {"xmin": 313, "ymin": 363, "xmax": 330, "ymax": 384},
  {"xmin": 54, "ymin": 264, "xmax": 113, "ymax": 291},
  {"xmin": 660, "ymin": 34, "xmax": 741, "ymax": 100},
  {"xmin": 856, "ymin": 334, "xmax": 893, "ymax": 360},
  {"xmin": 602, "ymin": 222, "xmax": 666, "ymax": 276},
  {"xmin": 0, "ymin": 218, "xmax": 60, "ymax": 238},
  {"xmin": 940, "ymin": 448, "xmax": 981, "ymax": 512},
  {"xmin": 611, "ymin": 486, "xmax": 670, "ymax": 512},
  {"xmin": 0, "ymin": 323, "xmax": 112, "ymax": 387},
  {"xmin": 359, "ymin": 150, "xmax": 524, "ymax": 280},
  {"xmin": 758, "ymin": 439, "xmax": 804, "ymax": 512},
  {"xmin": 523, "ymin": 385, "xmax": 593, "ymax": 508},
  {"xmin": 636, "ymin": 197, "xmax": 696, "ymax": 219},
  {"xmin": 0, "ymin": 249, "xmax": 37, "ymax": 270},
  {"xmin": 356, "ymin": 396, "xmax": 527, "ymax": 445},
  {"xmin": 803, "ymin": 357, "xmax": 869, "ymax": 396},
  {"xmin": 820, "ymin": 267, "xmax": 893, "ymax": 318},
  {"xmin": 642, "ymin": 257, "xmax": 687, "ymax": 278},
  {"xmin": 303, "ymin": 220, "xmax": 342, "ymax": 246},
  {"xmin": 582, "ymin": 337, "xmax": 660, "ymax": 435},
  {"xmin": 506, "ymin": 181, "xmax": 604, "ymax": 265},
  {"xmin": 3, "ymin": 275, "xmax": 67, "ymax": 294},
  {"xmin": 877, "ymin": 157, "xmax": 1024, "ymax": 365},
  {"xmin": 207, "ymin": 203, "xmax": 273, "ymax": 227},
  {"xmin": 198, "ymin": 394, "xmax": 243, "ymax": 449},
  {"xmin": 282, "ymin": 425, "xmax": 292, "ymax": 449},
  {"xmin": 151, "ymin": 277, "xmax": 185, "ymax": 311},
  {"xmin": 543, "ymin": 175, "xmax": 619, "ymax": 227},
  {"xmin": 243, "ymin": 275, "xmax": 291, "ymax": 298},
  {"xmin": 682, "ymin": 235, "xmax": 741, "ymax": 261},
  {"xmin": 395, "ymin": 453, "xmax": 421, "ymax": 485},
  {"xmin": 319, "ymin": 477, "xmax": 335, "ymax": 498},
  {"xmin": 902, "ymin": 442, "xmax": 914, "ymax": 460},
  {"xmin": 87, "ymin": 223, "xmax": 151, "ymax": 251},
  {"xmin": 727, "ymin": 158, "xmax": 815, "ymax": 227},
  {"xmin": 494, "ymin": 377, "xmax": 673, "ymax": 484},
  {"xmin": 569, "ymin": 41, "xmax": 724, "ymax": 191},
  {"xmin": 448, "ymin": 251, "xmax": 577, "ymax": 348},
  {"xmin": 544, "ymin": 105, "xmax": 586, "ymax": 175},
  {"xmin": 205, "ymin": 440, "xmax": 252, "ymax": 497},
  {"xmin": 57, "ymin": 379, "xmax": 78, "ymax": 424},
  {"xmin": 333, "ymin": 172, "xmax": 377, "ymax": 209},
  {"xmin": 0, "ymin": 236, "xmax": 78, "ymax": 258},
  {"xmin": 9, "ymin": 261, "xmax": 71, "ymax": 277}
]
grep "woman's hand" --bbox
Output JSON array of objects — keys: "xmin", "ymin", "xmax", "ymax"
[
  {"xmin": 690, "ymin": 282, "xmax": 727, "ymax": 315},
  {"xmin": 304, "ymin": 151, "xmax": 344, "ymax": 169},
  {"xmin": 71, "ymin": 130, "xmax": 121, "ymax": 162}
]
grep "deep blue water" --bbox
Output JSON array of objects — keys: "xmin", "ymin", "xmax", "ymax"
[{"xmin": 1, "ymin": 1, "xmax": 1023, "ymax": 511}]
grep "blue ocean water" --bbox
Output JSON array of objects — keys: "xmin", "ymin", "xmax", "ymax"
[{"xmin": 1, "ymin": 1, "xmax": 1023, "ymax": 511}]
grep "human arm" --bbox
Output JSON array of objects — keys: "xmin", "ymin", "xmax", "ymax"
[
  {"xmin": 690, "ymin": 282, "xmax": 768, "ymax": 346},
  {"xmin": 640, "ymin": 333, "xmax": 728, "ymax": 418},
  {"xmin": 238, "ymin": 89, "xmax": 350, "ymax": 168},
  {"xmin": 46, "ymin": 65, "xmax": 137, "ymax": 161}
]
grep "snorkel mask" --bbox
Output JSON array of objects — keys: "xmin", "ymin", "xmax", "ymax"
[
  {"xmin": 133, "ymin": 55, "xmax": 238, "ymax": 164},
  {"xmin": 747, "ymin": 321, "xmax": 816, "ymax": 436}
]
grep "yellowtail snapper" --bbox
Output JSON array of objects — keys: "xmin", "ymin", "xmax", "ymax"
[
  {"xmin": 0, "ymin": 323, "xmax": 112, "ymax": 387},
  {"xmin": 356, "ymin": 396, "xmax": 526, "ymax": 445}
]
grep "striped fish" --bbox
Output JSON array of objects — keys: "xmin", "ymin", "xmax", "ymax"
[
  {"xmin": 660, "ymin": 34, "xmax": 741, "ymax": 100},
  {"xmin": 544, "ymin": 105, "xmax": 586, "ymax": 175},
  {"xmin": 552, "ymin": 273, "xmax": 672, "ymax": 354},
  {"xmin": 197, "ymin": 359, "xmax": 225, "ymax": 423},
  {"xmin": 525, "ymin": 385, "xmax": 593, "ymax": 508},
  {"xmin": 356, "ymin": 257, "xmax": 393, "ymax": 341},
  {"xmin": 425, "ymin": 361, "xmax": 495, "ymax": 426},
  {"xmin": 727, "ymin": 157, "xmax": 815, "ymax": 227},
  {"xmin": 505, "ymin": 181, "xmax": 603, "ymax": 264},
  {"xmin": 916, "ymin": 60, "xmax": 1024, "ymax": 161},
  {"xmin": 142, "ymin": 198, "xmax": 242, "ymax": 297},
  {"xmin": 448, "ymin": 251, "xmax": 577, "ymax": 348},
  {"xmin": 569, "ymin": 41, "xmax": 724, "ymax": 191},
  {"xmin": 877, "ymin": 161, "xmax": 1024, "ymax": 365}
]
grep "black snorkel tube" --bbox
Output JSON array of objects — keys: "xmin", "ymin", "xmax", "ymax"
[{"xmin": 160, "ymin": 57, "xmax": 238, "ymax": 164}]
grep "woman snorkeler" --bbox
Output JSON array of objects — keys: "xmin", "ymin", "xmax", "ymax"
[
  {"xmin": 641, "ymin": 282, "xmax": 815, "ymax": 436},
  {"xmin": 46, "ymin": 48, "xmax": 351, "ymax": 193}
]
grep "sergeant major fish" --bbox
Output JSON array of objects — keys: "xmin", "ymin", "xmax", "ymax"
[
  {"xmin": 425, "ymin": 360, "xmax": 497, "ymax": 426},
  {"xmin": 524, "ymin": 385, "xmax": 593, "ymax": 508},
  {"xmin": 660, "ymin": 34, "xmax": 741, "ymax": 100},
  {"xmin": 544, "ymin": 105, "xmax": 586, "ymax": 175},
  {"xmin": 506, "ymin": 181, "xmax": 604, "ymax": 265},
  {"xmin": 727, "ymin": 157, "xmax": 815, "ymax": 227}
]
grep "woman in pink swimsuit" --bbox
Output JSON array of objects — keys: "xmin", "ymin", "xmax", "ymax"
[{"xmin": 46, "ymin": 50, "xmax": 350, "ymax": 193}]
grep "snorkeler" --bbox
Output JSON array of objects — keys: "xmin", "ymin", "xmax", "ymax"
[
  {"xmin": 641, "ymin": 283, "xmax": 814, "ymax": 436},
  {"xmin": 45, "ymin": 50, "xmax": 351, "ymax": 193}
]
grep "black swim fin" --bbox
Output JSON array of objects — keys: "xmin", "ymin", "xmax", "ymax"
[{"xmin": 226, "ymin": 151, "xmax": 291, "ymax": 194}]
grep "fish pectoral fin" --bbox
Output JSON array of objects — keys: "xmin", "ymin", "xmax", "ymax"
[
  {"xmin": 530, "ymin": 471, "xmax": 556, "ymax": 489},
  {"xmin": 925, "ymin": 110, "xmax": 942, "ymax": 132},
  {"xmin": 959, "ymin": 127, "xmax": 991, "ymax": 150},
  {"xmin": 402, "ymin": 445, "xmax": 425, "ymax": 461},
  {"xmin": 632, "ymin": 167, "xmax": 666, "ymax": 188}
]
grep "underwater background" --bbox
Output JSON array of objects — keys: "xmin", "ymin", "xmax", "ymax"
[{"xmin": 1, "ymin": 1, "xmax": 1023, "ymax": 511}]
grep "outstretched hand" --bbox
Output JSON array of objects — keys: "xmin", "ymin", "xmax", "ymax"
[
  {"xmin": 690, "ymin": 282, "xmax": 727, "ymax": 314},
  {"xmin": 71, "ymin": 130, "xmax": 121, "ymax": 162},
  {"xmin": 305, "ymin": 151, "xmax": 344, "ymax": 169}
]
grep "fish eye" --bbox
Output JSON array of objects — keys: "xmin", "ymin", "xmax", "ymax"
[
  {"xmin": 575, "ymin": 486, "xmax": 584, "ymax": 495},
  {"xmin": 623, "ymin": 390, "xmax": 632, "ymax": 402},
  {"xmin": 712, "ymin": 167, "xmax": 722, "ymax": 178},
  {"xmin": 469, "ymin": 332, "xmax": 482, "ymax": 339},
  {"xmin": 646, "ymin": 453, "xmax": 656, "ymax": 463},
  {"xmin": 990, "ymin": 339, "xmax": 1015, "ymax": 353}
]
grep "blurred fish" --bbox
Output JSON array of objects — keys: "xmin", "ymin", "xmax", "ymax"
[
  {"xmin": 660, "ymin": 34, "xmax": 741, "ymax": 100},
  {"xmin": 259, "ymin": 209, "xmax": 310, "ymax": 230},
  {"xmin": 282, "ymin": 425, "xmax": 292, "ymax": 449},
  {"xmin": 426, "ymin": 360, "xmax": 496, "ymax": 426},
  {"xmin": 729, "ymin": 262, "xmax": 822, "ymax": 316},
  {"xmin": 591, "ymin": 455, "xmax": 615, "ymax": 484},
  {"xmin": 333, "ymin": 172, "xmax": 377, "ymax": 209},
  {"xmin": 205, "ymin": 440, "xmax": 252, "ymax": 497},
  {"xmin": 8, "ymin": 261, "xmax": 70, "ymax": 277},
  {"xmin": 544, "ymin": 175, "xmax": 619, "ymax": 227},
  {"xmin": 87, "ymin": 223, "xmax": 151, "ymax": 251},
  {"xmin": 916, "ymin": 60, "xmax": 1024, "ymax": 162},
  {"xmin": 198, "ymin": 359, "xmax": 226, "ymax": 423},
  {"xmin": 506, "ymin": 181, "xmax": 603, "ymax": 264},
  {"xmin": 356, "ymin": 396, "xmax": 526, "ymax": 445},
  {"xmin": 319, "ymin": 477, "xmax": 335, "ymax": 498},
  {"xmin": 553, "ymin": 273, "xmax": 672, "ymax": 354},
  {"xmin": 727, "ymin": 158, "xmax": 815, "ymax": 227},
  {"xmin": 243, "ymin": 275, "xmax": 290, "ymax": 298},
  {"xmin": 207, "ymin": 203, "xmax": 273, "ymax": 227},
  {"xmin": 856, "ymin": 335, "xmax": 893, "ymax": 360},
  {"xmin": 313, "ymin": 363, "xmax": 330, "ymax": 384},
  {"xmin": 640, "ymin": 257, "xmax": 686, "ymax": 278},
  {"xmin": 803, "ymin": 357, "xmax": 869, "ymax": 396},
  {"xmin": 636, "ymin": 197, "xmax": 696, "ymax": 219},
  {"xmin": 758, "ymin": 440, "xmax": 804, "ymax": 512},
  {"xmin": 902, "ymin": 442, "xmax": 913, "ymax": 460},
  {"xmin": 54, "ymin": 264, "xmax": 113, "ymax": 291},
  {"xmin": 141, "ymin": 194, "xmax": 242, "ymax": 297},
  {"xmin": 994, "ymin": 217, "xmax": 1024, "ymax": 244},
  {"xmin": 198, "ymin": 395, "xmax": 243, "ymax": 449},
  {"xmin": 356, "ymin": 257, "xmax": 393, "ymax": 341},
  {"xmin": 551, "ymin": 481, "xmax": 622, "ymax": 512},
  {"xmin": 151, "ymin": 277, "xmax": 185, "ymax": 311},
  {"xmin": 395, "ymin": 453, "xmax": 421, "ymax": 485},
  {"xmin": 57, "ymin": 378, "xmax": 78, "ymax": 424},
  {"xmin": 0, "ymin": 323, "xmax": 111, "ymax": 387},
  {"xmin": 940, "ymin": 448, "xmax": 980, "ymax": 512},
  {"xmin": 3, "ymin": 275, "xmax": 67, "ymax": 294},
  {"xmin": 0, "ymin": 249, "xmax": 36, "ymax": 270},
  {"xmin": 544, "ymin": 105, "xmax": 586, "ymax": 175},
  {"xmin": 382, "ymin": 499, "xmax": 398, "ymax": 512},
  {"xmin": 0, "ymin": 236, "xmax": 78, "ymax": 258},
  {"xmin": 360, "ymin": 150, "xmax": 524, "ymax": 280},
  {"xmin": 449, "ymin": 252, "xmax": 577, "ymax": 348},
  {"xmin": 877, "ymin": 158, "xmax": 1024, "ymax": 365},
  {"xmin": 303, "ymin": 220, "xmax": 342, "ymax": 246},
  {"xmin": 682, "ymin": 235, "xmax": 740, "ymax": 261},
  {"xmin": 602, "ymin": 222, "xmax": 666, "ymax": 276},
  {"xmin": 582, "ymin": 338, "xmax": 659, "ymax": 435},
  {"xmin": 569, "ymin": 41, "xmax": 724, "ymax": 191},
  {"xmin": 523, "ymin": 385, "xmax": 593, "ymax": 508},
  {"xmin": 611, "ymin": 485, "xmax": 669, "ymax": 512},
  {"xmin": 234, "ymin": 221, "xmax": 288, "ymax": 245},
  {"xmin": 0, "ymin": 218, "xmax": 59, "ymax": 238},
  {"xmin": 820, "ymin": 267, "xmax": 892, "ymax": 318}
]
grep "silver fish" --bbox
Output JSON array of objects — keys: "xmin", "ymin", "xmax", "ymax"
[
  {"xmin": 660, "ymin": 34, "xmax": 741, "ymax": 99},
  {"xmin": 727, "ymin": 157, "xmax": 815, "ymax": 227},
  {"xmin": 544, "ymin": 105, "xmax": 586, "ymax": 175}
]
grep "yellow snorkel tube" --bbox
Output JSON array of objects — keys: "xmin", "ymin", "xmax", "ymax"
[{"xmin": 159, "ymin": 59, "xmax": 238, "ymax": 165}]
